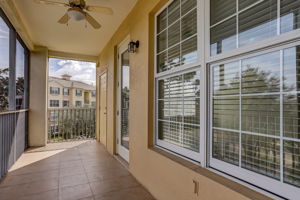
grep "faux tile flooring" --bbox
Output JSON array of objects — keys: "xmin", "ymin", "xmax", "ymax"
[{"xmin": 0, "ymin": 140, "xmax": 155, "ymax": 200}]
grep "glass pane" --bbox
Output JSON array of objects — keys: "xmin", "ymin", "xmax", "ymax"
[
  {"xmin": 168, "ymin": 44, "xmax": 181, "ymax": 69},
  {"xmin": 284, "ymin": 140, "xmax": 300, "ymax": 187},
  {"xmin": 242, "ymin": 51, "xmax": 280, "ymax": 94},
  {"xmin": 158, "ymin": 100, "xmax": 170, "ymax": 121},
  {"xmin": 182, "ymin": 124, "xmax": 199, "ymax": 152},
  {"xmin": 169, "ymin": 75, "xmax": 183, "ymax": 99},
  {"xmin": 283, "ymin": 93, "xmax": 300, "ymax": 139},
  {"xmin": 242, "ymin": 134, "xmax": 280, "ymax": 180},
  {"xmin": 157, "ymin": 9, "xmax": 167, "ymax": 33},
  {"xmin": 181, "ymin": 8, "xmax": 197, "ymax": 40},
  {"xmin": 0, "ymin": 18, "xmax": 10, "ymax": 112},
  {"xmin": 183, "ymin": 71, "xmax": 200, "ymax": 98},
  {"xmin": 283, "ymin": 46, "xmax": 300, "ymax": 91},
  {"xmin": 168, "ymin": 21, "xmax": 180, "ymax": 47},
  {"xmin": 213, "ymin": 96, "xmax": 239, "ymax": 130},
  {"xmin": 168, "ymin": 0, "xmax": 180, "ymax": 25},
  {"xmin": 121, "ymin": 51, "xmax": 130, "ymax": 150},
  {"xmin": 210, "ymin": 17, "xmax": 237, "ymax": 56},
  {"xmin": 242, "ymin": 95, "xmax": 280, "ymax": 136},
  {"xmin": 181, "ymin": 0, "xmax": 197, "ymax": 16},
  {"xmin": 158, "ymin": 79, "xmax": 169, "ymax": 99},
  {"xmin": 213, "ymin": 129, "xmax": 239, "ymax": 166},
  {"xmin": 239, "ymin": 0, "xmax": 261, "ymax": 10},
  {"xmin": 280, "ymin": 0, "xmax": 300, "ymax": 34},
  {"xmin": 157, "ymin": 51, "xmax": 168, "ymax": 73},
  {"xmin": 213, "ymin": 62, "xmax": 240, "ymax": 96},
  {"xmin": 238, "ymin": 0, "xmax": 277, "ymax": 47},
  {"xmin": 183, "ymin": 98, "xmax": 199, "ymax": 125},
  {"xmin": 16, "ymin": 40, "xmax": 25, "ymax": 110},
  {"xmin": 210, "ymin": 0, "xmax": 236, "ymax": 25},
  {"xmin": 157, "ymin": 71, "xmax": 200, "ymax": 152},
  {"xmin": 181, "ymin": 36, "xmax": 197, "ymax": 65},
  {"xmin": 157, "ymin": 30, "xmax": 167, "ymax": 53}
]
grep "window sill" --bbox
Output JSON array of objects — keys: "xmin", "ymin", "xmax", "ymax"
[{"xmin": 150, "ymin": 146, "xmax": 278, "ymax": 200}]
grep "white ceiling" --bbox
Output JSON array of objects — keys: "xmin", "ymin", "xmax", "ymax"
[{"xmin": 14, "ymin": 0, "xmax": 137, "ymax": 56}]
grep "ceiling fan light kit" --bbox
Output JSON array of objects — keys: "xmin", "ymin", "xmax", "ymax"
[
  {"xmin": 67, "ymin": 7, "xmax": 85, "ymax": 21},
  {"xmin": 33, "ymin": 0, "xmax": 114, "ymax": 29}
]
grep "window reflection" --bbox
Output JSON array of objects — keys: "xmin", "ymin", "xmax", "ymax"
[
  {"xmin": 0, "ymin": 17, "xmax": 9, "ymax": 112},
  {"xmin": 16, "ymin": 40, "xmax": 25, "ymax": 110},
  {"xmin": 238, "ymin": 0, "xmax": 277, "ymax": 47},
  {"xmin": 280, "ymin": 0, "xmax": 300, "ymax": 34},
  {"xmin": 158, "ymin": 71, "xmax": 200, "ymax": 152}
]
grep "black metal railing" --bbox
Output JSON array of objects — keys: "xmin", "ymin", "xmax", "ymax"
[{"xmin": 48, "ymin": 108, "xmax": 96, "ymax": 142}]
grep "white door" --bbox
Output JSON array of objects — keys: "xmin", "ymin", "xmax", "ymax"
[
  {"xmin": 99, "ymin": 72, "xmax": 107, "ymax": 146},
  {"xmin": 116, "ymin": 37, "xmax": 130, "ymax": 162}
]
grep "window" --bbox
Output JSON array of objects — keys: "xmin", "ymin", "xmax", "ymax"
[
  {"xmin": 0, "ymin": 16, "xmax": 10, "ymax": 111},
  {"xmin": 75, "ymin": 101, "xmax": 82, "ymax": 107},
  {"xmin": 91, "ymin": 101, "xmax": 96, "ymax": 107},
  {"xmin": 63, "ymin": 88, "xmax": 69, "ymax": 96},
  {"xmin": 50, "ymin": 125, "xmax": 58, "ymax": 134},
  {"xmin": 155, "ymin": 0, "xmax": 201, "ymax": 161},
  {"xmin": 156, "ymin": 0, "xmax": 198, "ymax": 73},
  {"xmin": 50, "ymin": 87, "xmax": 60, "ymax": 95},
  {"xmin": 209, "ymin": 45, "xmax": 300, "ymax": 199},
  {"xmin": 50, "ymin": 100, "xmax": 59, "ymax": 107},
  {"xmin": 0, "ymin": 12, "xmax": 29, "ymax": 112},
  {"xmin": 15, "ymin": 40, "xmax": 26, "ymax": 110},
  {"xmin": 91, "ymin": 91, "xmax": 96, "ymax": 97},
  {"xmin": 63, "ymin": 100, "xmax": 69, "ymax": 107},
  {"xmin": 76, "ymin": 89, "xmax": 82, "ymax": 96},
  {"xmin": 210, "ymin": 0, "xmax": 300, "ymax": 56}
]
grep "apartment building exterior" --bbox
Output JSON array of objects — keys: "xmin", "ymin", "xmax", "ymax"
[{"xmin": 48, "ymin": 74, "xmax": 96, "ymax": 108}]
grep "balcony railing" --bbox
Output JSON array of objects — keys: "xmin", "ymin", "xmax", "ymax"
[{"xmin": 48, "ymin": 108, "xmax": 96, "ymax": 142}]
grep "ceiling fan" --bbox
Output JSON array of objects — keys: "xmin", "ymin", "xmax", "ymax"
[{"xmin": 33, "ymin": 0, "xmax": 114, "ymax": 29}]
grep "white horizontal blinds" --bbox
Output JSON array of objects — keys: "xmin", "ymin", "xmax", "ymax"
[
  {"xmin": 210, "ymin": 0, "xmax": 236, "ymax": 56},
  {"xmin": 210, "ymin": 0, "xmax": 300, "ymax": 56},
  {"xmin": 156, "ymin": 0, "xmax": 197, "ymax": 73},
  {"xmin": 212, "ymin": 62, "xmax": 240, "ymax": 165},
  {"xmin": 280, "ymin": 0, "xmax": 300, "ymax": 34},
  {"xmin": 211, "ymin": 45, "xmax": 300, "ymax": 192},
  {"xmin": 238, "ymin": 0, "xmax": 277, "ymax": 47},
  {"xmin": 158, "ymin": 71, "xmax": 200, "ymax": 152},
  {"xmin": 283, "ymin": 46, "xmax": 300, "ymax": 187}
]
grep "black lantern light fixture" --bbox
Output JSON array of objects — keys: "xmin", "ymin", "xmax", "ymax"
[{"xmin": 128, "ymin": 40, "xmax": 140, "ymax": 53}]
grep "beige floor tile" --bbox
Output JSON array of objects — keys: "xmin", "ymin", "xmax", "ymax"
[
  {"xmin": 89, "ymin": 175, "xmax": 140, "ymax": 196},
  {"xmin": 59, "ymin": 183, "xmax": 93, "ymax": 200},
  {"xmin": 94, "ymin": 186, "xmax": 155, "ymax": 200},
  {"xmin": 60, "ymin": 173, "xmax": 89, "ymax": 188},
  {"xmin": 18, "ymin": 189, "xmax": 59, "ymax": 200}
]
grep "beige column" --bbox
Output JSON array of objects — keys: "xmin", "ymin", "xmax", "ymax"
[{"xmin": 29, "ymin": 46, "xmax": 48, "ymax": 147}]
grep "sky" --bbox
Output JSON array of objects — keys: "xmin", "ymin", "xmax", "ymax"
[{"xmin": 49, "ymin": 58, "xmax": 96, "ymax": 86}]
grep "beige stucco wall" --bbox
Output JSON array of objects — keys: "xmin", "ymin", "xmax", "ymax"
[
  {"xmin": 96, "ymin": 0, "xmax": 272, "ymax": 200},
  {"xmin": 29, "ymin": 47, "xmax": 48, "ymax": 147}
]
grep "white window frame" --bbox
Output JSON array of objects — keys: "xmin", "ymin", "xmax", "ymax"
[
  {"xmin": 153, "ymin": 0, "xmax": 300, "ymax": 199},
  {"xmin": 208, "ymin": 40, "xmax": 300, "ymax": 200},
  {"xmin": 154, "ymin": 0, "xmax": 206, "ymax": 163}
]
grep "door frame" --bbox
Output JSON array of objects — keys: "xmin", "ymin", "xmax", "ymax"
[
  {"xmin": 98, "ymin": 70, "xmax": 108, "ymax": 145},
  {"xmin": 116, "ymin": 36, "xmax": 130, "ymax": 162}
]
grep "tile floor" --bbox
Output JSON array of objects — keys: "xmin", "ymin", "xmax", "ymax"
[{"xmin": 0, "ymin": 140, "xmax": 155, "ymax": 200}]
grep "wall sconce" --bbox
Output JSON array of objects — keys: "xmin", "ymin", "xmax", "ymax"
[{"xmin": 128, "ymin": 40, "xmax": 140, "ymax": 53}]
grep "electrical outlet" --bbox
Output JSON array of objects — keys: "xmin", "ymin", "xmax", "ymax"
[{"xmin": 193, "ymin": 180, "xmax": 199, "ymax": 196}]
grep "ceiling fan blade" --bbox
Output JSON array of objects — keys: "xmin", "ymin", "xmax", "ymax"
[
  {"xmin": 85, "ymin": 6, "xmax": 113, "ymax": 15},
  {"xmin": 58, "ymin": 13, "xmax": 69, "ymax": 24},
  {"xmin": 33, "ymin": 0, "xmax": 69, "ymax": 7},
  {"xmin": 85, "ymin": 13, "xmax": 101, "ymax": 29}
]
